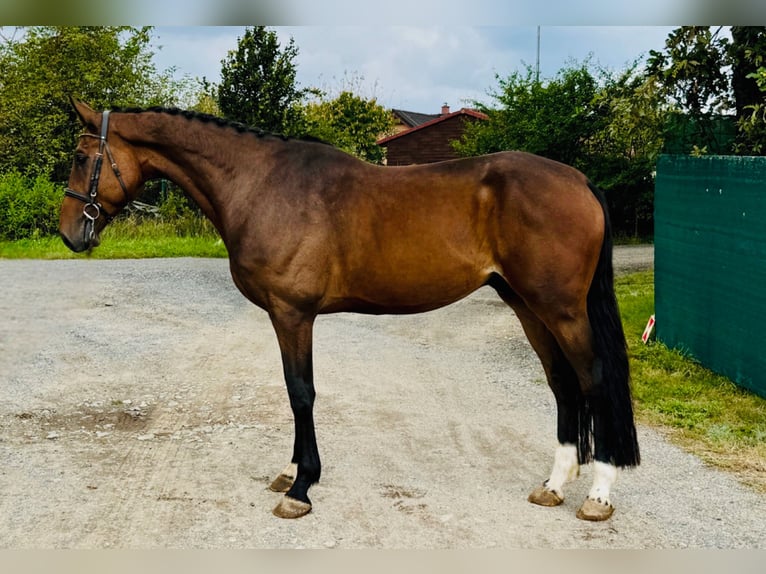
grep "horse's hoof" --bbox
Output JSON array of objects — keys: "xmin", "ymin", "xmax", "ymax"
[
  {"xmin": 269, "ymin": 473, "xmax": 295, "ymax": 493},
  {"xmin": 272, "ymin": 495, "xmax": 312, "ymax": 519},
  {"xmin": 527, "ymin": 486, "xmax": 564, "ymax": 507},
  {"xmin": 576, "ymin": 497, "xmax": 614, "ymax": 521}
]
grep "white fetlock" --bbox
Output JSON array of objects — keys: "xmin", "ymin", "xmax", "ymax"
[
  {"xmin": 547, "ymin": 444, "xmax": 580, "ymax": 493},
  {"xmin": 587, "ymin": 461, "xmax": 617, "ymax": 505},
  {"xmin": 269, "ymin": 462, "xmax": 298, "ymax": 493},
  {"xmin": 576, "ymin": 461, "xmax": 618, "ymax": 521},
  {"xmin": 528, "ymin": 444, "xmax": 579, "ymax": 507}
]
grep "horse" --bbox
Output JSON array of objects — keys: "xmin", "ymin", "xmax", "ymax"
[{"xmin": 59, "ymin": 99, "xmax": 640, "ymax": 521}]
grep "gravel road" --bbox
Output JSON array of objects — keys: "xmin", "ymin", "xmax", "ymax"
[{"xmin": 1, "ymin": 245, "xmax": 765, "ymax": 549}]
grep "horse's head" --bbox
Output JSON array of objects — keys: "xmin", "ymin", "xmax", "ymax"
[{"xmin": 60, "ymin": 98, "xmax": 143, "ymax": 253}]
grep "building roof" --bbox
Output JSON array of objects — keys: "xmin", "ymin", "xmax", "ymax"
[
  {"xmin": 377, "ymin": 108, "xmax": 489, "ymax": 146},
  {"xmin": 391, "ymin": 109, "xmax": 440, "ymax": 128}
]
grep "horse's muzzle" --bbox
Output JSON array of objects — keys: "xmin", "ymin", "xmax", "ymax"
[
  {"xmin": 60, "ymin": 231, "xmax": 85, "ymax": 253},
  {"xmin": 60, "ymin": 225, "xmax": 100, "ymax": 253}
]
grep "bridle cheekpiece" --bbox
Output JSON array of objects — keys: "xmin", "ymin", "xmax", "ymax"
[{"xmin": 65, "ymin": 110, "xmax": 130, "ymax": 240}]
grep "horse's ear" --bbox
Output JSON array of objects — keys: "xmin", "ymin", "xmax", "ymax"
[{"xmin": 69, "ymin": 96, "xmax": 98, "ymax": 133}]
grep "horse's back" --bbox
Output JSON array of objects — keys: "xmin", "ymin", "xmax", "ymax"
[{"xmin": 317, "ymin": 151, "xmax": 602, "ymax": 314}]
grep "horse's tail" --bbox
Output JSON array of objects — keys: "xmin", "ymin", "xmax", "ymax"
[{"xmin": 581, "ymin": 181, "xmax": 640, "ymax": 468}]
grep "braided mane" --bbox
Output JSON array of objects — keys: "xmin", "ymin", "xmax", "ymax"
[{"xmin": 111, "ymin": 105, "xmax": 328, "ymax": 145}]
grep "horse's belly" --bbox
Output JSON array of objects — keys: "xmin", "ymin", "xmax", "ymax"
[{"xmin": 323, "ymin": 258, "xmax": 492, "ymax": 315}]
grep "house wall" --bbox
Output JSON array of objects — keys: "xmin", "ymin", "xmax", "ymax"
[{"xmin": 382, "ymin": 115, "xmax": 480, "ymax": 165}]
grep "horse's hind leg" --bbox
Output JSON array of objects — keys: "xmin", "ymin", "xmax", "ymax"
[
  {"xmin": 548, "ymin": 313, "xmax": 620, "ymax": 521},
  {"xmin": 496, "ymin": 276, "xmax": 620, "ymax": 520},
  {"xmin": 489, "ymin": 279, "xmax": 582, "ymax": 507},
  {"xmin": 513, "ymin": 307, "xmax": 582, "ymax": 506}
]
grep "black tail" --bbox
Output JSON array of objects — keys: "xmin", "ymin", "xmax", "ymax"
[{"xmin": 581, "ymin": 182, "xmax": 640, "ymax": 468}]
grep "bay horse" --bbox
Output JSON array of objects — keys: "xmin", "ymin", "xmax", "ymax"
[{"xmin": 59, "ymin": 99, "xmax": 639, "ymax": 521}]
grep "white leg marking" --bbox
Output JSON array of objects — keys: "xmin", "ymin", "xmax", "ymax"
[
  {"xmin": 545, "ymin": 443, "xmax": 579, "ymax": 496},
  {"xmin": 281, "ymin": 462, "xmax": 298, "ymax": 479},
  {"xmin": 587, "ymin": 461, "xmax": 618, "ymax": 506}
]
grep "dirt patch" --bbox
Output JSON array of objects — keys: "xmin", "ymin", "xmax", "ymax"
[{"xmin": 9, "ymin": 402, "xmax": 151, "ymax": 439}]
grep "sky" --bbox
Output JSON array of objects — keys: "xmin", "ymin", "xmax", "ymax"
[{"xmin": 149, "ymin": 26, "xmax": 678, "ymax": 114}]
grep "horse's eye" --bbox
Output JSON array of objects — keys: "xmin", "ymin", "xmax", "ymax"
[{"xmin": 75, "ymin": 153, "xmax": 88, "ymax": 166}]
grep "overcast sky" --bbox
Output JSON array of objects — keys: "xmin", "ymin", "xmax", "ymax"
[{"xmin": 150, "ymin": 26, "xmax": 677, "ymax": 114}]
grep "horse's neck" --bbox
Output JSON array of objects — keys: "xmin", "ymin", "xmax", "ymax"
[{"xmin": 125, "ymin": 114, "xmax": 272, "ymax": 233}]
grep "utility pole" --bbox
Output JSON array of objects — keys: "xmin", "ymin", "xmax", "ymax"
[{"xmin": 536, "ymin": 25, "xmax": 541, "ymax": 83}]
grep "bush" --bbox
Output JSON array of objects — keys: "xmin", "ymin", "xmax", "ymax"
[
  {"xmin": 0, "ymin": 172, "xmax": 217, "ymax": 242},
  {"xmin": 0, "ymin": 171, "xmax": 63, "ymax": 240}
]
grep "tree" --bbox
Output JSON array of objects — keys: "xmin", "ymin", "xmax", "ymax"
[
  {"xmin": 217, "ymin": 26, "xmax": 308, "ymax": 135},
  {"xmin": 454, "ymin": 62, "xmax": 602, "ymax": 173},
  {"xmin": 455, "ymin": 60, "xmax": 663, "ymax": 237},
  {"xmin": 303, "ymin": 90, "xmax": 395, "ymax": 164},
  {"xmin": 646, "ymin": 26, "xmax": 733, "ymax": 155},
  {"xmin": 736, "ymin": 65, "xmax": 766, "ymax": 155},
  {"xmin": 730, "ymin": 27, "xmax": 766, "ymax": 117},
  {"xmin": 589, "ymin": 65, "xmax": 669, "ymax": 236},
  {"xmin": 647, "ymin": 26, "xmax": 766, "ymax": 156},
  {"xmin": 0, "ymin": 26, "xmax": 184, "ymax": 180},
  {"xmin": 729, "ymin": 27, "xmax": 766, "ymax": 155},
  {"xmin": 190, "ymin": 78, "xmax": 222, "ymax": 116},
  {"xmin": 647, "ymin": 27, "xmax": 731, "ymax": 117}
]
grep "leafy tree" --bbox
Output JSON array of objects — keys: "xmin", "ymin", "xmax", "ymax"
[
  {"xmin": 0, "ymin": 26, "xmax": 183, "ymax": 180},
  {"xmin": 453, "ymin": 62, "xmax": 602, "ymax": 173},
  {"xmin": 217, "ymin": 26, "xmax": 308, "ymax": 135},
  {"xmin": 734, "ymin": 65, "xmax": 766, "ymax": 155},
  {"xmin": 729, "ymin": 27, "xmax": 766, "ymax": 155},
  {"xmin": 647, "ymin": 27, "xmax": 731, "ymax": 117},
  {"xmin": 455, "ymin": 64, "xmax": 602, "ymax": 176},
  {"xmin": 589, "ymin": 65, "xmax": 669, "ymax": 236},
  {"xmin": 589, "ymin": 65, "xmax": 668, "ymax": 165},
  {"xmin": 646, "ymin": 26, "xmax": 733, "ymax": 155},
  {"xmin": 455, "ymin": 60, "xmax": 663, "ymax": 237},
  {"xmin": 190, "ymin": 78, "xmax": 222, "ymax": 116},
  {"xmin": 647, "ymin": 26, "xmax": 766, "ymax": 155},
  {"xmin": 730, "ymin": 27, "xmax": 766, "ymax": 117},
  {"xmin": 303, "ymin": 90, "xmax": 395, "ymax": 164}
]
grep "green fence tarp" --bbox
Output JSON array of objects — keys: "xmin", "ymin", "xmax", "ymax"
[{"xmin": 655, "ymin": 155, "xmax": 766, "ymax": 398}]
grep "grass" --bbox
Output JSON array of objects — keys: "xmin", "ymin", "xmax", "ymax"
[
  {"xmin": 0, "ymin": 217, "xmax": 228, "ymax": 259},
  {"xmin": 617, "ymin": 271, "xmax": 766, "ymax": 493},
  {"xmin": 2, "ymin": 226, "xmax": 765, "ymax": 492}
]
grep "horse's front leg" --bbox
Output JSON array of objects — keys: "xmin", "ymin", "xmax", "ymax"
[{"xmin": 267, "ymin": 305, "xmax": 320, "ymax": 519}]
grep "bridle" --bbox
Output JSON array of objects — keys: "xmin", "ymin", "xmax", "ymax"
[{"xmin": 65, "ymin": 110, "xmax": 130, "ymax": 241}]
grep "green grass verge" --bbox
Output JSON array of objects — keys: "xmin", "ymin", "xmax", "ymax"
[
  {"xmin": 617, "ymin": 271, "xmax": 766, "ymax": 492},
  {"xmin": 0, "ymin": 219, "xmax": 228, "ymax": 259},
  {"xmin": 0, "ymin": 234, "xmax": 227, "ymax": 259}
]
